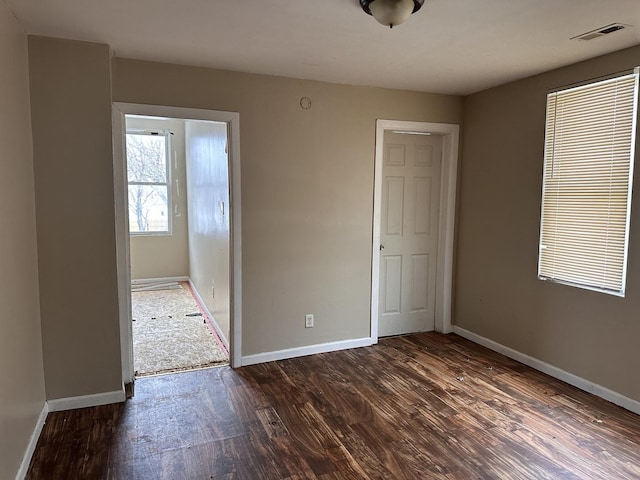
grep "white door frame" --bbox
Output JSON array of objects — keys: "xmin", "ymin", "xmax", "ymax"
[
  {"xmin": 371, "ymin": 120, "xmax": 459, "ymax": 342},
  {"xmin": 112, "ymin": 102, "xmax": 243, "ymax": 384}
]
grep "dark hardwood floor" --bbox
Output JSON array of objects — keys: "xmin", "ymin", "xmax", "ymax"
[{"xmin": 27, "ymin": 333, "xmax": 640, "ymax": 479}]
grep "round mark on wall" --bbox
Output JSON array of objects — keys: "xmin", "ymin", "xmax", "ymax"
[{"xmin": 300, "ymin": 97, "xmax": 312, "ymax": 110}]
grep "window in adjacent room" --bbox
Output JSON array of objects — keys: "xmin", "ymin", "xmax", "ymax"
[
  {"xmin": 538, "ymin": 68, "xmax": 639, "ymax": 296},
  {"xmin": 126, "ymin": 130, "xmax": 172, "ymax": 234}
]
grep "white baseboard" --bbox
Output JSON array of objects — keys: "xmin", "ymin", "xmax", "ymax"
[
  {"xmin": 242, "ymin": 337, "xmax": 373, "ymax": 366},
  {"xmin": 15, "ymin": 402, "xmax": 49, "ymax": 480},
  {"xmin": 131, "ymin": 276, "xmax": 189, "ymax": 285},
  {"xmin": 188, "ymin": 280, "xmax": 230, "ymax": 351},
  {"xmin": 47, "ymin": 389, "xmax": 126, "ymax": 412},
  {"xmin": 453, "ymin": 326, "xmax": 640, "ymax": 416}
]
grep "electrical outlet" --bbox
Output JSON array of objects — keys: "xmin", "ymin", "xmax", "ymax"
[{"xmin": 305, "ymin": 314, "xmax": 314, "ymax": 328}]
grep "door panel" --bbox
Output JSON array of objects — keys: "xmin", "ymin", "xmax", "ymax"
[
  {"xmin": 410, "ymin": 254, "xmax": 429, "ymax": 312},
  {"xmin": 387, "ymin": 143, "xmax": 406, "ymax": 166},
  {"xmin": 383, "ymin": 177, "xmax": 404, "ymax": 236},
  {"xmin": 382, "ymin": 255, "xmax": 402, "ymax": 314},
  {"xmin": 413, "ymin": 177, "xmax": 432, "ymax": 234},
  {"xmin": 379, "ymin": 132, "xmax": 442, "ymax": 337},
  {"xmin": 415, "ymin": 144, "xmax": 434, "ymax": 167}
]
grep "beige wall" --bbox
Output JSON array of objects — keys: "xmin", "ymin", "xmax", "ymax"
[
  {"xmin": 185, "ymin": 120, "xmax": 230, "ymax": 344},
  {"xmin": 29, "ymin": 36, "xmax": 122, "ymax": 399},
  {"xmin": 0, "ymin": 7, "xmax": 46, "ymax": 479},
  {"xmin": 112, "ymin": 58, "xmax": 463, "ymax": 356},
  {"xmin": 456, "ymin": 45, "xmax": 640, "ymax": 403},
  {"xmin": 127, "ymin": 116, "xmax": 190, "ymax": 280}
]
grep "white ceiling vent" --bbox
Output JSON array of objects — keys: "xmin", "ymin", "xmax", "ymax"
[{"xmin": 572, "ymin": 23, "xmax": 628, "ymax": 41}]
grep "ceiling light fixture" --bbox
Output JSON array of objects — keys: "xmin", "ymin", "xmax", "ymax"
[{"xmin": 360, "ymin": 0, "xmax": 425, "ymax": 28}]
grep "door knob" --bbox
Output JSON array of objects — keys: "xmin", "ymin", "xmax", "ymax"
[{"xmin": 380, "ymin": 244, "xmax": 385, "ymax": 251}]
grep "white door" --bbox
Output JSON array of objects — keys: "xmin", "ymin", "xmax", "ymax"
[{"xmin": 379, "ymin": 132, "xmax": 442, "ymax": 337}]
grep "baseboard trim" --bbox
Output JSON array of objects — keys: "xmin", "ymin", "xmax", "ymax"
[
  {"xmin": 47, "ymin": 389, "xmax": 126, "ymax": 413},
  {"xmin": 188, "ymin": 280, "xmax": 230, "ymax": 351},
  {"xmin": 242, "ymin": 337, "xmax": 373, "ymax": 366},
  {"xmin": 16, "ymin": 402, "xmax": 49, "ymax": 480},
  {"xmin": 131, "ymin": 276, "xmax": 189, "ymax": 285},
  {"xmin": 453, "ymin": 326, "xmax": 640, "ymax": 416}
]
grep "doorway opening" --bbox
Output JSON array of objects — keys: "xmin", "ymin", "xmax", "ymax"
[
  {"xmin": 113, "ymin": 104, "xmax": 242, "ymax": 387},
  {"xmin": 126, "ymin": 114, "xmax": 229, "ymax": 377},
  {"xmin": 371, "ymin": 120, "xmax": 459, "ymax": 342}
]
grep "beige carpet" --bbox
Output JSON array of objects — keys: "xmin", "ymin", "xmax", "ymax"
[{"xmin": 132, "ymin": 283, "xmax": 228, "ymax": 376}]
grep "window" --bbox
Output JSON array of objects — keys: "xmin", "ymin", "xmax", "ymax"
[
  {"xmin": 538, "ymin": 69, "xmax": 639, "ymax": 296},
  {"xmin": 126, "ymin": 130, "xmax": 172, "ymax": 234}
]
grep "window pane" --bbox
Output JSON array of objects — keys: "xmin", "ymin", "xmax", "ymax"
[
  {"xmin": 538, "ymin": 71, "xmax": 638, "ymax": 296},
  {"xmin": 128, "ymin": 185, "xmax": 169, "ymax": 233},
  {"xmin": 126, "ymin": 134, "xmax": 167, "ymax": 183}
]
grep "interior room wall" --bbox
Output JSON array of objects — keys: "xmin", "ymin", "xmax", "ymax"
[
  {"xmin": 28, "ymin": 36, "xmax": 123, "ymax": 400},
  {"xmin": 126, "ymin": 116, "xmax": 189, "ymax": 280},
  {"xmin": 0, "ymin": 6, "xmax": 46, "ymax": 479},
  {"xmin": 456, "ymin": 44, "xmax": 640, "ymax": 403},
  {"xmin": 185, "ymin": 120, "xmax": 230, "ymax": 345},
  {"xmin": 112, "ymin": 58, "xmax": 463, "ymax": 357}
]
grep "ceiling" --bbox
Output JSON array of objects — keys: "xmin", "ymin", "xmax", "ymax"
[{"xmin": 7, "ymin": 0, "xmax": 640, "ymax": 95}]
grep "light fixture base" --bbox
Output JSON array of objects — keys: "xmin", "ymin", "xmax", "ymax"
[{"xmin": 360, "ymin": 0, "xmax": 425, "ymax": 27}]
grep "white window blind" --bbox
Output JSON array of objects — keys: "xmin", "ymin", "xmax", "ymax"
[{"xmin": 538, "ymin": 69, "xmax": 639, "ymax": 296}]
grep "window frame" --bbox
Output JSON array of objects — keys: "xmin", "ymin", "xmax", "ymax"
[
  {"xmin": 537, "ymin": 68, "xmax": 639, "ymax": 297},
  {"xmin": 125, "ymin": 129, "xmax": 173, "ymax": 236}
]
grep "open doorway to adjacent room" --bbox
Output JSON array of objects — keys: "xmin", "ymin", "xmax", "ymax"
[
  {"xmin": 113, "ymin": 104, "xmax": 242, "ymax": 385},
  {"xmin": 127, "ymin": 114, "xmax": 229, "ymax": 377}
]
